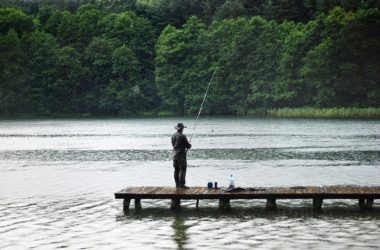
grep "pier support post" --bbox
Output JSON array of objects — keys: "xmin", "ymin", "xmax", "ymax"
[
  {"xmin": 266, "ymin": 198, "xmax": 277, "ymax": 210},
  {"xmin": 359, "ymin": 198, "xmax": 365, "ymax": 210},
  {"xmin": 135, "ymin": 198, "xmax": 142, "ymax": 211},
  {"xmin": 170, "ymin": 199, "xmax": 181, "ymax": 211},
  {"xmin": 219, "ymin": 199, "xmax": 231, "ymax": 210},
  {"xmin": 313, "ymin": 198, "xmax": 323, "ymax": 211},
  {"xmin": 123, "ymin": 199, "xmax": 131, "ymax": 214},
  {"xmin": 366, "ymin": 198, "xmax": 374, "ymax": 210},
  {"xmin": 359, "ymin": 198, "xmax": 374, "ymax": 210},
  {"xmin": 196, "ymin": 199, "xmax": 199, "ymax": 210}
]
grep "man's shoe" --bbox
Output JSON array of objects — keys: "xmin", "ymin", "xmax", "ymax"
[{"xmin": 179, "ymin": 185, "xmax": 190, "ymax": 189}]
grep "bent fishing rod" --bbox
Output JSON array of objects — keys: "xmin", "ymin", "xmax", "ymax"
[{"xmin": 188, "ymin": 69, "xmax": 217, "ymax": 146}]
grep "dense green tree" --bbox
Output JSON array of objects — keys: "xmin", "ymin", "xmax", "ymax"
[
  {"xmin": 0, "ymin": 2, "xmax": 379, "ymax": 117},
  {"xmin": 0, "ymin": 8, "xmax": 35, "ymax": 35},
  {"xmin": 100, "ymin": 11, "xmax": 156, "ymax": 76},
  {"xmin": 263, "ymin": 0, "xmax": 309, "ymax": 22},
  {"xmin": 82, "ymin": 36, "xmax": 115, "ymax": 114},
  {"xmin": 156, "ymin": 16, "xmax": 209, "ymax": 115},
  {"xmin": 0, "ymin": 29, "xmax": 24, "ymax": 115},
  {"xmin": 23, "ymin": 30, "xmax": 59, "ymax": 114},
  {"xmin": 103, "ymin": 45, "xmax": 140, "ymax": 114},
  {"xmin": 51, "ymin": 46, "xmax": 84, "ymax": 114},
  {"xmin": 302, "ymin": 7, "xmax": 380, "ymax": 107},
  {"xmin": 44, "ymin": 9, "xmax": 63, "ymax": 36},
  {"xmin": 273, "ymin": 20, "xmax": 321, "ymax": 107},
  {"xmin": 204, "ymin": 17, "xmax": 252, "ymax": 114},
  {"xmin": 56, "ymin": 10, "xmax": 78, "ymax": 46},
  {"xmin": 0, "ymin": 0, "xmax": 40, "ymax": 14},
  {"xmin": 240, "ymin": 17, "xmax": 284, "ymax": 111},
  {"xmin": 37, "ymin": 6, "xmax": 55, "ymax": 28},
  {"xmin": 112, "ymin": 45, "xmax": 139, "ymax": 83},
  {"xmin": 76, "ymin": 4, "xmax": 104, "ymax": 47},
  {"xmin": 213, "ymin": 0, "xmax": 246, "ymax": 21},
  {"xmin": 204, "ymin": 16, "xmax": 286, "ymax": 113},
  {"xmin": 155, "ymin": 25, "xmax": 186, "ymax": 114}
]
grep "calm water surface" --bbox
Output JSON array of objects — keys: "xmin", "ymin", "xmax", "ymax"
[{"xmin": 0, "ymin": 118, "xmax": 379, "ymax": 249}]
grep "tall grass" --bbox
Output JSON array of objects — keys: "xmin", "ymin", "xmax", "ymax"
[{"xmin": 267, "ymin": 107, "xmax": 380, "ymax": 118}]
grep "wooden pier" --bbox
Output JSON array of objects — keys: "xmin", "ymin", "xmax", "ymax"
[{"xmin": 114, "ymin": 186, "xmax": 379, "ymax": 213}]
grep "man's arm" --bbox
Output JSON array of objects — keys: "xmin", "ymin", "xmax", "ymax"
[
  {"xmin": 183, "ymin": 135, "xmax": 191, "ymax": 149},
  {"xmin": 171, "ymin": 134, "xmax": 175, "ymax": 147}
]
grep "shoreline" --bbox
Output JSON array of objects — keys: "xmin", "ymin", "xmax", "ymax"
[{"xmin": 1, "ymin": 108, "xmax": 379, "ymax": 120}]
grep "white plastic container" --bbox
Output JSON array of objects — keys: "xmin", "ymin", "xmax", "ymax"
[{"xmin": 229, "ymin": 174, "xmax": 235, "ymax": 188}]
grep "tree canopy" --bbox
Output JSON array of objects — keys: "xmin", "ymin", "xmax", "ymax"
[{"xmin": 0, "ymin": 0, "xmax": 379, "ymax": 116}]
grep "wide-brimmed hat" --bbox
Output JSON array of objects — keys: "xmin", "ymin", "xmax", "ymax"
[{"xmin": 175, "ymin": 122, "xmax": 186, "ymax": 130}]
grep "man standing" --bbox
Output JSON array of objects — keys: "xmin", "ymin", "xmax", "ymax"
[{"xmin": 172, "ymin": 123, "xmax": 191, "ymax": 188}]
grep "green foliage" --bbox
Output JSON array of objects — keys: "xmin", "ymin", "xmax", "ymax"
[
  {"xmin": 302, "ymin": 7, "xmax": 380, "ymax": 107},
  {"xmin": 0, "ymin": 8, "xmax": 35, "ymax": 35},
  {"xmin": 52, "ymin": 45, "xmax": 84, "ymax": 114},
  {"xmin": 262, "ymin": 0, "xmax": 310, "ymax": 22},
  {"xmin": 76, "ymin": 4, "xmax": 104, "ymax": 47},
  {"xmin": 100, "ymin": 11, "xmax": 155, "ymax": 76},
  {"xmin": 0, "ymin": 28, "xmax": 24, "ymax": 115},
  {"xmin": 213, "ymin": 0, "xmax": 246, "ymax": 21},
  {"xmin": 156, "ymin": 16, "xmax": 209, "ymax": 115},
  {"xmin": 0, "ymin": 1, "xmax": 379, "ymax": 117},
  {"xmin": 43, "ymin": 9, "xmax": 63, "ymax": 36},
  {"xmin": 23, "ymin": 30, "xmax": 59, "ymax": 114},
  {"xmin": 156, "ymin": 6, "xmax": 380, "ymax": 115},
  {"xmin": 56, "ymin": 10, "xmax": 77, "ymax": 45}
]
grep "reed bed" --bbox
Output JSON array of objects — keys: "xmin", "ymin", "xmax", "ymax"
[{"xmin": 267, "ymin": 107, "xmax": 380, "ymax": 118}]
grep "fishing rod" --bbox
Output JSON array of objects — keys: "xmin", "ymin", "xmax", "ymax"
[{"xmin": 188, "ymin": 69, "xmax": 217, "ymax": 144}]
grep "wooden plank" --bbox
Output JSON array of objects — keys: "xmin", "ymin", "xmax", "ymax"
[
  {"xmin": 356, "ymin": 186, "xmax": 363, "ymax": 194},
  {"xmin": 280, "ymin": 187, "xmax": 287, "ymax": 194},
  {"xmin": 148, "ymin": 187, "xmax": 161, "ymax": 195},
  {"xmin": 331, "ymin": 185, "xmax": 339, "ymax": 194},
  {"xmin": 368, "ymin": 186, "xmax": 378, "ymax": 194},
  {"xmin": 300, "ymin": 186, "xmax": 306, "ymax": 195},
  {"xmin": 115, "ymin": 185, "xmax": 380, "ymax": 200},
  {"xmin": 308, "ymin": 186, "xmax": 316, "ymax": 195},
  {"xmin": 350, "ymin": 186, "xmax": 359, "ymax": 194},
  {"xmin": 363, "ymin": 186, "xmax": 372, "ymax": 195},
  {"xmin": 341, "ymin": 186, "xmax": 348, "ymax": 194},
  {"xmin": 346, "ymin": 186, "xmax": 353, "ymax": 195},
  {"xmin": 348, "ymin": 186, "xmax": 356, "ymax": 194}
]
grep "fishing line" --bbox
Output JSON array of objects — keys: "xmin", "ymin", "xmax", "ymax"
[{"xmin": 189, "ymin": 69, "xmax": 217, "ymax": 143}]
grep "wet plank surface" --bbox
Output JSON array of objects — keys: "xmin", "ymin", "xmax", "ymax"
[{"xmin": 115, "ymin": 186, "xmax": 380, "ymax": 200}]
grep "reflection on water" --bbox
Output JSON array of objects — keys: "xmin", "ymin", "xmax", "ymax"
[
  {"xmin": 120, "ymin": 204, "xmax": 380, "ymax": 250},
  {"xmin": 172, "ymin": 216, "xmax": 188, "ymax": 250},
  {"xmin": 0, "ymin": 118, "xmax": 379, "ymax": 249}
]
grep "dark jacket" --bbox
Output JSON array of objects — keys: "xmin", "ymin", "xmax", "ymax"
[{"xmin": 171, "ymin": 131, "xmax": 191, "ymax": 153}]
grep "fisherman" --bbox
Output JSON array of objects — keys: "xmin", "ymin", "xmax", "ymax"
[{"xmin": 172, "ymin": 122, "xmax": 191, "ymax": 188}]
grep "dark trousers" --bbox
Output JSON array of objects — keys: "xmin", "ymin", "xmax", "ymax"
[{"xmin": 173, "ymin": 152, "xmax": 187, "ymax": 187}]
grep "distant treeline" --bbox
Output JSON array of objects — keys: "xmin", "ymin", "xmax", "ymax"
[{"xmin": 0, "ymin": 0, "xmax": 379, "ymax": 116}]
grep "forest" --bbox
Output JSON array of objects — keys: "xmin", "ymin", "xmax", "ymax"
[{"xmin": 0, "ymin": 0, "xmax": 379, "ymax": 116}]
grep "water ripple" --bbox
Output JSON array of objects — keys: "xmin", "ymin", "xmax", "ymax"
[
  {"xmin": 0, "ymin": 148, "xmax": 379, "ymax": 163},
  {"xmin": 1, "ymin": 118, "xmax": 379, "ymax": 249}
]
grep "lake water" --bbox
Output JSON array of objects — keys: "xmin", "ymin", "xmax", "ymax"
[{"xmin": 0, "ymin": 118, "xmax": 379, "ymax": 249}]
